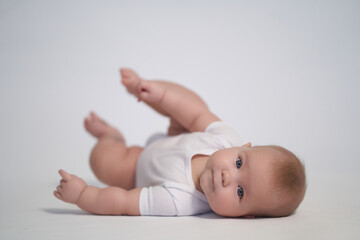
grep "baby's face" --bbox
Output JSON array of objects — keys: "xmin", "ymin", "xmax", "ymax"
[{"xmin": 200, "ymin": 146, "xmax": 282, "ymax": 217}]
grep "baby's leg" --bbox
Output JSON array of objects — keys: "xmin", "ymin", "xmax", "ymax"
[
  {"xmin": 84, "ymin": 112, "xmax": 142, "ymax": 190},
  {"xmin": 120, "ymin": 68, "xmax": 208, "ymax": 135}
]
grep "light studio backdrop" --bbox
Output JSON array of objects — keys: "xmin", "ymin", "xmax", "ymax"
[{"xmin": 1, "ymin": 1, "xmax": 359, "ymax": 239}]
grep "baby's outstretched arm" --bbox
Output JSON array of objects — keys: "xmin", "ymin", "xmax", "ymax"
[
  {"xmin": 54, "ymin": 170, "xmax": 140, "ymax": 215},
  {"xmin": 137, "ymin": 80, "xmax": 220, "ymax": 132}
]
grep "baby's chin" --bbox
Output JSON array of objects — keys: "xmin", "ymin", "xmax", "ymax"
[{"xmin": 199, "ymin": 170, "xmax": 211, "ymax": 194}]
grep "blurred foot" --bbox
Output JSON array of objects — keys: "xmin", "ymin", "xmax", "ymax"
[
  {"xmin": 120, "ymin": 68, "xmax": 143, "ymax": 96},
  {"xmin": 84, "ymin": 112, "xmax": 124, "ymax": 141}
]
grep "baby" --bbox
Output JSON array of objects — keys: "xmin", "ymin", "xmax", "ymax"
[{"xmin": 54, "ymin": 68, "xmax": 306, "ymax": 218}]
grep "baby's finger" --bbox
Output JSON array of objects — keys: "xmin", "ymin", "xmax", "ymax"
[
  {"xmin": 59, "ymin": 169, "xmax": 71, "ymax": 181},
  {"xmin": 60, "ymin": 179, "xmax": 66, "ymax": 185},
  {"xmin": 54, "ymin": 191, "xmax": 62, "ymax": 199},
  {"xmin": 57, "ymin": 185, "xmax": 63, "ymax": 193}
]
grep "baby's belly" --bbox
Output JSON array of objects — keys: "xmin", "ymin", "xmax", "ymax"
[{"xmin": 135, "ymin": 137, "xmax": 190, "ymax": 187}]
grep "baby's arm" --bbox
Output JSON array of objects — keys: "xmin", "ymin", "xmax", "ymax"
[
  {"xmin": 54, "ymin": 170, "xmax": 140, "ymax": 215},
  {"xmin": 138, "ymin": 81, "xmax": 220, "ymax": 132}
]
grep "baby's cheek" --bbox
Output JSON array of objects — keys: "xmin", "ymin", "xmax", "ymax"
[{"xmin": 209, "ymin": 193, "xmax": 233, "ymax": 215}]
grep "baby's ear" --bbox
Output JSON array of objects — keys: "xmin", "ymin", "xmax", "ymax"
[{"xmin": 242, "ymin": 142, "xmax": 252, "ymax": 148}]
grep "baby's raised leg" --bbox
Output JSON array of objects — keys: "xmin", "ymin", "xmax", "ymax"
[
  {"xmin": 84, "ymin": 112, "xmax": 142, "ymax": 189},
  {"xmin": 120, "ymin": 68, "xmax": 208, "ymax": 135}
]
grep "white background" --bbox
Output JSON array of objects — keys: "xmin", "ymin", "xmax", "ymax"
[{"xmin": 0, "ymin": 0, "xmax": 359, "ymax": 239}]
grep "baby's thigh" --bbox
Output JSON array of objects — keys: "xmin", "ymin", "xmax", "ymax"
[
  {"xmin": 90, "ymin": 139, "xmax": 143, "ymax": 189},
  {"xmin": 167, "ymin": 118, "xmax": 189, "ymax": 136}
]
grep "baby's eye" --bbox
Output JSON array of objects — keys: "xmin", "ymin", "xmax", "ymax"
[
  {"xmin": 236, "ymin": 158, "xmax": 242, "ymax": 169},
  {"xmin": 237, "ymin": 186, "xmax": 244, "ymax": 198}
]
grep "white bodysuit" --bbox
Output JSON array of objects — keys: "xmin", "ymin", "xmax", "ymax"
[{"xmin": 135, "ymin": 121, "xmax": 243, "ymax": 216}]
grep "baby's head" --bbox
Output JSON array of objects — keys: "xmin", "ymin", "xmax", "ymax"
[{"xmin": 199, "ymin": 144, "xmax": 306, "ymax": 218}]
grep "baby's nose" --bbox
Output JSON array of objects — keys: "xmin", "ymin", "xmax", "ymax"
[{"xmin": 222, "ymin": 170, "xmax": 231, "ymax": 187}]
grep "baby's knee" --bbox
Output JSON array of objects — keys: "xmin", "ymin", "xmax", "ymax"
[{"xmin": 90, "ymin": 140, "xmax": 126, "ymax": 166}]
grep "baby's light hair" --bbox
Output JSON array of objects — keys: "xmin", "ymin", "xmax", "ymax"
[{"xmin": 255, "ymin": 145, "xmax": 307, "ymax": 217}]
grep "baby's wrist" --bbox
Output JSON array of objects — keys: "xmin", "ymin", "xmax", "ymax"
[{"xmin": 75, "ymin": 184, "xmax": 88, "ymax": 205}]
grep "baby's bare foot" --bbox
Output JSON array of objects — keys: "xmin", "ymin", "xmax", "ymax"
[
  {"xmin": 120, "ymin": 68, "xmax": 143, "ymax": 96},
  {"xmin": 84, "ymin": 112, "xmax": 124, "ymax": 141}
]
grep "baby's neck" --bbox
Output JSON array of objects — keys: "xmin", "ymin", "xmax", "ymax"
[{"xmin": 191, "ymin": 154, "xmax": 209, "ymax": 193}]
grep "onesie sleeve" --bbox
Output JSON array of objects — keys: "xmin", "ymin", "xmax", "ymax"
[
  {"xmin": 139, "ymin": 186, "xmax": 177, "ymax": 216},
  {"xmin": 139, "ymin": 183, "xmax": 211, "ymax": 216},
  {"xmin": 205, "ymin": 121, "xmax": 243, "ymax": 147}
]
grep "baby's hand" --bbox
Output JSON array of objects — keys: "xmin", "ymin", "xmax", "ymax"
[
  {"xmin": 137, "ymin": 81, "xmax": 165, "ymax": 103},
  {"xmin": 54, "ymin": 170, "xmax": 87, "ymax": 204}
]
